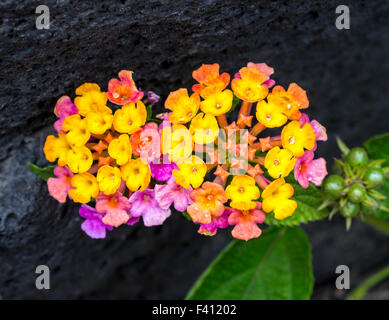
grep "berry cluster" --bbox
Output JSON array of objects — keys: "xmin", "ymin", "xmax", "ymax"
[{"xmin": 322, "ymin": 138, "xmax": 389, "ymax": 228}]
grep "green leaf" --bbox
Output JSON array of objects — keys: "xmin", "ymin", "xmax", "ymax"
[
  {"xmin": 182, "ymin": 210, "xmax": 192, "ymax": 221},
  {"xmin": 265, "ymin": 178, "xmax": 329, "ymax": 227},
  {"xmin": 186, "ymin": 227, "xmax": 313, "ymax": 300},
  {"xmin": 27, "ymin": 163, "xmax": 55, "ymax": 181},
  {"xmin": 364, "ymin": 134, "xmax": 389, "ymax": 217}
]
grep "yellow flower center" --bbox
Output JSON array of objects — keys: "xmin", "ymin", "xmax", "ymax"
[
  {"xmin": 207, "ymin": 194, "xmax": 214, "ymax": 201},
  {"xmin": 121, "ymin": 95, "xmax": 128, "ymax": 101},
  {"xmin": 113, "ymin": 92, "xmax": 120, "ymax": 99},
  {"xmin": 238, "ymin": 187, "xmax": 245, "ymax": 193},
  {"xmin": 273, "ymin": 159, "xmax": 280, "ymax": 166},
  {"xmin": 192, "ymin": 167, "xmax": 198, "ymax": 173},
  {"xmin": 128, "ymin": 120, "xmax": 133, "ymax": 125},
  {"xmin": 266, "ymin": 114, "xmax": 272, "ymax": 121},
  {"xmin": 288, "ymin": 136, "xmax": 296, "ymax": 144},
  {"xmin": 216, "ymin": 103, "xmax": 222, "ymax": 109}
]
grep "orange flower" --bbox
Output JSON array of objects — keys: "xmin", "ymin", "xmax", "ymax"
[
  {"xmin": 267, "ymin": 83, "xmax": 309, "ymax": 120},
  {"xmin": 192, "ymin": 63, "xmax": 230, "ymax": 98},
  {"xmin": 231, "ymin": 66, "xmax": 269, "ymax": 102},
  {"xmin": 187, "ymin": 182, "xmax": 227, "ymax": 224},
  {"xmin": 107, "ymin": 70, "xmax": 144, "ymax": 105}
]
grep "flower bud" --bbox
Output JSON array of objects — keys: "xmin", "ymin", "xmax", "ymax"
[
  {"xmin": 363, "ymin": 168, "xmax": 385, "ymax": 188},
  {"xmin": 347, "ymin": 184, "xmax": 366, "ymax": 203},
  {"xmin": 340, "ymin": 201, "xmax": 360, "ymax": 218},
  {"xmin": 346, "ymin": 147, "xmax": 368, "ymax": 168}
]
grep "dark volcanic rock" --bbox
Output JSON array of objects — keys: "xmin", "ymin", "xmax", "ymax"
[{"xmin": 0, "ymin": 0, "xmax": 389, "ymax": 299}]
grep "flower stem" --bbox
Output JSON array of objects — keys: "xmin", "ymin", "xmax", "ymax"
[
  {"xmin": 239, "ymin": 101, "xmax": 252, "ymax": 117},
  {"xmin": 255, "ymin": 174, "xmax": 269, "ymax": 190},
  {"xmin": 251, "ymin": 156, "xmax": 265, "ymax": 165},
  {"xmin": 347, "ymin": 264, "xmax": 389, "ymax": 300},
  {"xmin": 250, "ymin": 123, "xmax": 266, "ymax": 136},
  {"xmin": 361, "ymin": 215, "xmax": 389, "ymax": 237}
]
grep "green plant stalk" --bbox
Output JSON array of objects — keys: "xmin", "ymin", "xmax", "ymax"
[
  {"xmin": 361, "ymin": 214, "xmax": 389, "ymax": 237},
  {"xmin": 347, "ymin": 264, "xmax": 389, "ymax": 300}
]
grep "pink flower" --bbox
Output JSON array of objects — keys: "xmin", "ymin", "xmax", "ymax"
[
  {"xmin": 95, "ymin": 193, "xmax": 132, "ymax": 227},
  {"xmin": 154, "ymin": 176, "xmax": 193, "ymax": 212},
  {"xmin": 157, "ymin": 112, "xmax": 172, "ymax": 133},
  {"xmin": 53, "ymin": 96, "xmax": 78, "ymax": 133},
  {"xmin": 47, "ymin": 166, "xmax": 73, "ymax": 203},
  {"xmin": 129, "ymin": 189, "xmax": 171, "ymax": 226},
  {"xmin": 228, "ymin": 203, "xmax": 266, "ymax": 241},
  {"xmin": 79, "ymin": 204, "xmax": 113, "ymax": 239},
  {"xmin": 294, "ymin": 150, "xmax": 328, "ymax": 189},
  {"xmin": 150, "ymin": 161, "xmax": 178, "ymax": 182},
  {"xmin": 107, "ymin": 70, "xmax": 144, "ymax": 105},
  {"xmin": 198, "ymin": 207, "xmax": 231, "ymax": 236}
]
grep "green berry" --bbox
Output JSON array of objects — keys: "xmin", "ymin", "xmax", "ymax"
[
  {"xmin": 363, "ymin": 168, "xmax": 385, "ymax": 187},
  {"xmin": 346, "ymin": 147, "xmax": 369, "ymax": 168},
  {"xmin": 361, "ymin": 197, "xmax": 378, "ymax": 215},
  {"xmin": 347, "ymin": 184, "xmax": 366, "ymax": 203},
  {"xmin": 340, "ymin": 201, "xmax": 360, "ymax": 217},
  {"xmin": 323, "ymin": 175, "xmax": 345, "ymax": 199}
]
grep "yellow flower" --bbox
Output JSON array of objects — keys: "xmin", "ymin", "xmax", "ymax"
[
  {"xmin": 199, "ymin": 89, "xmax": 233, "ymax": 116},
  {"xmin": 74, "ymin": 83, "xmax": 110, "ymax": 116},
  {"xmin": 231, "ymin": 67, "xmax": 269, "ymax": 102},
  {"xmin": 66, "ymin": 146, "xmax": 93, "ymax": 173},
  {"xmin": 162, "ymin": 124, "xmax": 193, "ymax": 163},
  {"xmin": 189, "ymin": 113, "xmax": 219, "ymax": 145},
  {"xmin": 225, "ymin": 175, "xmax": 260, "ymax": 210},
  {"xmin": 256, "ymin": 100, "xmax": 288, "ymax": 128},
  {"xmin": 113, "ymin": 101, "xmax": 147, "ymax": 134},
  {"xmin": 85, "ymin": 111, "xmax": 113, "ymax": 135},
  {"xmin": 108, "ymin": 134, "xmax": 132, "ymax": 165},
  {"xmin": 172, "ymin": 155, "xmax": 207, "ymax": 189},
  {"xmin": 68, "ymin": 172, "xmax": 99, "ymax": 203},
  {"xmin": 165, "ymin": 88, "xmax": 200, "ymax": 124},
  {"xmin": 43, "ymin": 133, "xmax": 72, "ymax": 166},
  {"xmin": 264, "ymin": 146, "xmax": 296, "ymax": 179},
  {"xmin": 281, "ymin": 120, "xmax": 316, "ymax": 157},
  {"xmin": 262, "ymin": 178, "xmax": 297, "ymax": 220},
  {"xmin": 96, "ymin": 165, "xmax": 121, "ymax": 195},
  {"xmin": 120, "ymin": 158, "xmax": 151, "ymax": 191},
  {"xmin": 62, "ymin": 114, "xmax": 90, "ymax": 147}
]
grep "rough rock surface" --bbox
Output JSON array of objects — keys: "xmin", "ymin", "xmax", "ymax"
[{"xmin": 0, "ymin": 0, "xmax": 389, "ymax": 299}]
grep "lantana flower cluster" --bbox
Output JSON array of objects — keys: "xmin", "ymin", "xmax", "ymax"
[{"xmin": 43, "ymin": 63, "xmax": 327, "ymax": 241}]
